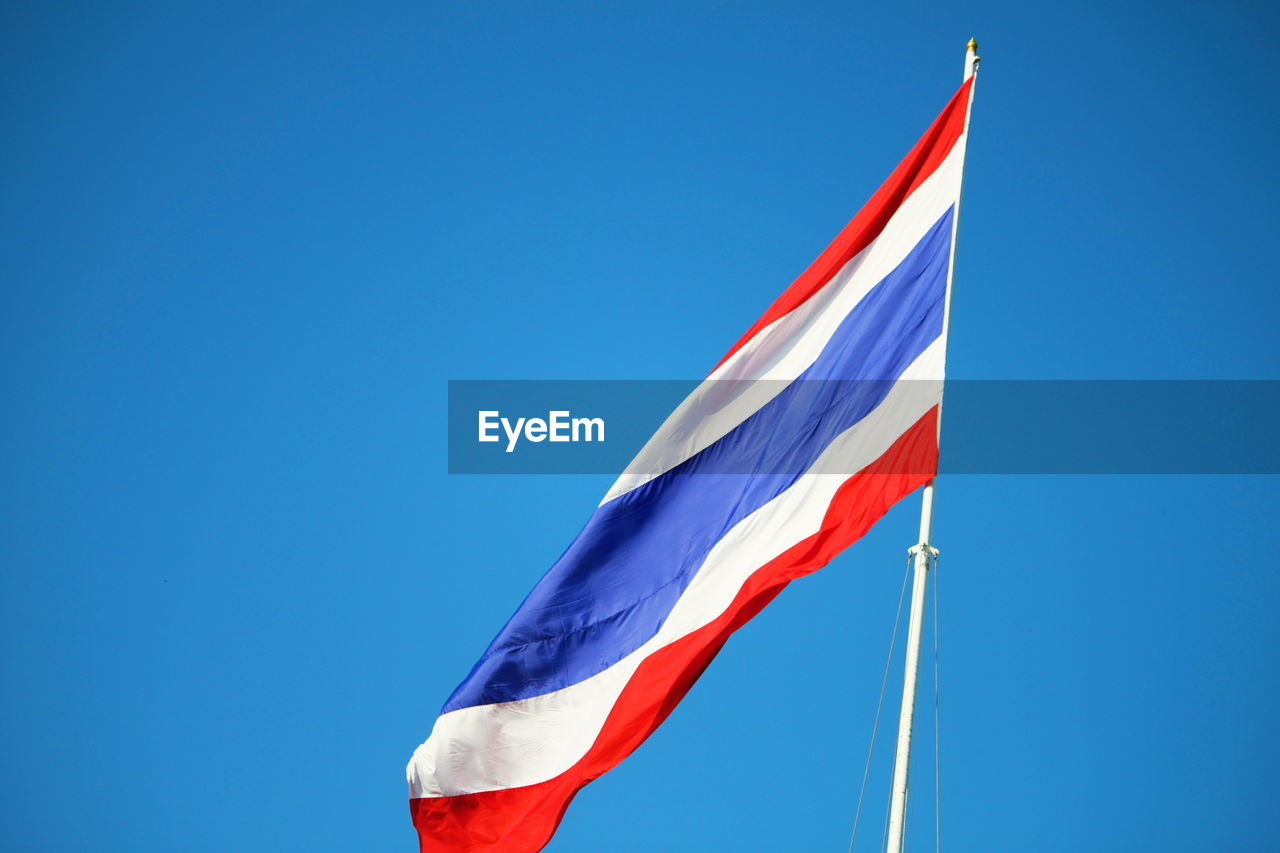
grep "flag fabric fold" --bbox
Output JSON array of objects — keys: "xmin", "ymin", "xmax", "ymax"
[{"xmin": 409, "ymin": 77, "xmax": 975, "ymax": 853}]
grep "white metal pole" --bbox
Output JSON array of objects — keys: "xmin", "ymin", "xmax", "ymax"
[
  {"xmin": 883, "ymin": 39, "xmax": 977, "ymax": 853},
  {"xmin": 883, "ymin": 485, "xmax": 936, "ymax": 853}
]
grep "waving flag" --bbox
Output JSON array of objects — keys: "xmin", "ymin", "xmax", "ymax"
[{"xmin": 409, "ymin": 75, "xmax": 976, "ymax": 852}]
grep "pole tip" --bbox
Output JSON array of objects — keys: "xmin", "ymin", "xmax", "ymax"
[{"xmin": 966, "ymin": 37, "xmax": 978, "ymax": 52}]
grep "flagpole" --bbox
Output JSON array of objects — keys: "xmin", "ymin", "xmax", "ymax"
[{"xmin": 883, "ymin": 39, "xmax": 978, "ymax": 853}]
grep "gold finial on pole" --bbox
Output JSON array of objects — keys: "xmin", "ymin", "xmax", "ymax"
[{"xmin": 964, "ymin": 37, "xmax": 980, "ymax": 78}]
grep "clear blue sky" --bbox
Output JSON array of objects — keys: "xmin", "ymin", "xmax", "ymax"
[{"xmin": 3, "ymin": 2, "xmax": 1278, "ymax": 851}]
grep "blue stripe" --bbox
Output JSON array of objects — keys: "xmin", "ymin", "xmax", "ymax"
[{"xmin": 443, "ymin": 206, "xmax": 954, "ymax": 713}]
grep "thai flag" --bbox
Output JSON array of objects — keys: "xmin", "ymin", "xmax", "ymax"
[{"xmin": 409, "ymin": 75, "xmax": 976, "ymax": 852}]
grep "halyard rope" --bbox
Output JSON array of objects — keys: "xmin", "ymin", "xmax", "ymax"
[{"xmin": 846, "ymin": 553, "xmax": 912, "ymax": 853}]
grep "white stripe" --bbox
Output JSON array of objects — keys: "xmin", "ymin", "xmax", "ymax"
[
  {"xmin": 407, "ymin": 342, "xmax": 944, "ymax": 798},
  {"xmin": 600, "ymin": 139, "xmax": 963, "ymax": 506}
]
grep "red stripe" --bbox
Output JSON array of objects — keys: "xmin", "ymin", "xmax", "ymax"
[
  {"xmin": 712, "ymin": 79, "xmax": 973, "ymax": 373},
  {"xmin": 411, "ymin": 406, "xmax": 940, "ymax": 852}
]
